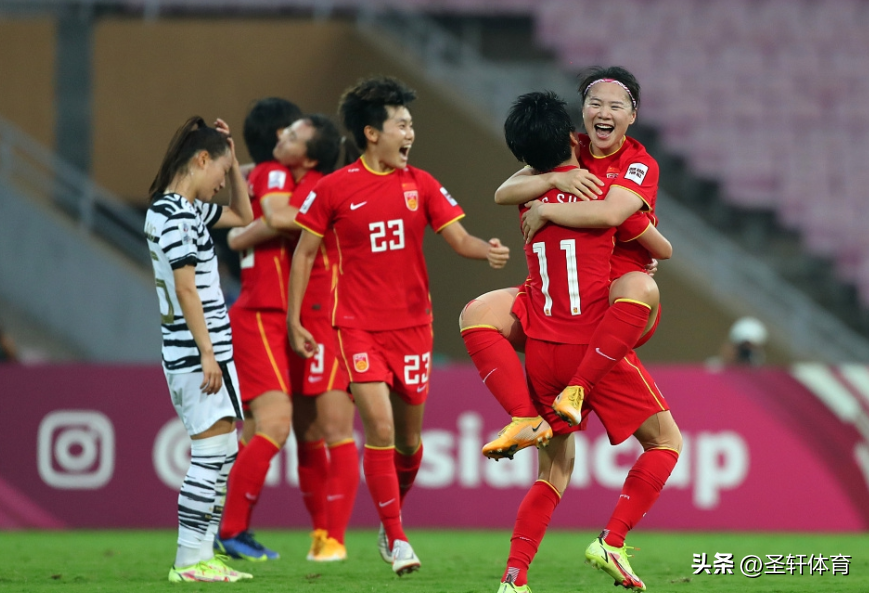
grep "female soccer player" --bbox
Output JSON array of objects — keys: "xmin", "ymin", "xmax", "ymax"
[
  {"xmin": 263, "ymin": 114, "xmax": 360, "ymax": 563},
  {"xmin": 217, "ymin": 97, "xmax": 301, "ymax": 562},
  {"xmin": 462, "ymin": 66, "xmax": 672, "ymax": 461},
  {"xmin": 288, "ymin": 76, "xmax": 509, "ymax": 576},
  {"xmin": 145, "ymin": 116, "xmax": 253, "ymax": 582}
]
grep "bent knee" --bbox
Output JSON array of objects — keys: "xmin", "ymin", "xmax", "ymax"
[{"xmin": 612, "ymin": 272, "xmax": 659, "ymax": 306}]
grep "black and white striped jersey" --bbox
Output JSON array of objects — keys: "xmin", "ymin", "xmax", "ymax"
[{"xmin": 145, "ymin": 193, "xmax": 233, "ymax": 373}]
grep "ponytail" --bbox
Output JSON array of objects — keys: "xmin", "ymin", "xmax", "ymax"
[{"xmin": 149, "ymin": 116, "xmax": 230, "ymax": 201}]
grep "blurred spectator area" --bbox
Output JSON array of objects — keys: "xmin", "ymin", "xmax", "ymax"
[{"xmin": 2, "ymin": 0, "xmax": 869, "ymax": 361}]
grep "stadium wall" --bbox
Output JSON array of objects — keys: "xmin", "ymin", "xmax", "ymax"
[{"xmin": 2, "ymin": 363, "xmax": 867, "ymax": 531}]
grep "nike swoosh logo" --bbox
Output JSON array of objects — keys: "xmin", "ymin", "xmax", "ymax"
[
  {"xmin": 245, "ymin": 493, "xmax": 257, "ymax": 501},
  {"xmin": 327, "ymin": 494, "xmax": 343, "ymax": 501},
  {"xmin": 378, "ymin": 498, "xmax": 395, "ymax": 508},
  {"xmin": 308, "ymin": 375, "xmax": 323, "ymax": 382},
  {"xmin": 350, "ymin": 201, "xmax": 367, "ymax": 210},
  {"xmin": 482, "ymin": 368, "xmax": 497, "ymax": 383},
  {"xmin": 417, "ymin": 385, "xmax": 427, "ymax": 392},
  {"xmin": 595, "ymin": 347, "xmax": 617, "ymax": 361},
  {"xmin": 531, "ymin": 421, "xmax": 543, "ymax": 433}
]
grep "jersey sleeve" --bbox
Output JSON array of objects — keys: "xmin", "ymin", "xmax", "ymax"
[
  {"xmin": 422, "ymin": 172, "xmax": 465, "ymax": 232},
  {"xmin": 293, "ymin": 177, "xmax": 332, "ymax": 237},
  {"xmin": 159, "ymin": 211, "xmax": 199, "ymax": 269},
  {"xmin": 253, "ymin": 163, "xmax": 294, "ymax": 202},
  {"xmin": 196, "ymin": 201, "xmax": 222, "ymax": 229},
  {"xmin": 616, "ymin": 211, "xmax": 653, "ymax": 242},
  {"xmin": 611, "ymin": 156, "xmax": 659, "ymax": 212}
]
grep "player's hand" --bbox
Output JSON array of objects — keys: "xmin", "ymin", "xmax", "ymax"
[
  {"xmin": 200, "ymin": 352, "xmax": 223, "ymax": 395},
  {"xmin": 522, "ymin": 200, "xmax": 547, "ymax": 243},
  {"xmin": 288, "ymin": 321, "xmax": 319, "ymax": 359},
  {"xmin": 552, "ymin": 169, "xmax": 604, "ymax": 201},
  {"xmin": 645, "ymin": 258, "xmax": 659, "ymax": 276},
  {"xmin": 486, "ymin": 238, "xmax": 510, "ymax": 269},
  {"xmin": 214, "ymin": 118, "xmax": 237, "ymax": 163}
]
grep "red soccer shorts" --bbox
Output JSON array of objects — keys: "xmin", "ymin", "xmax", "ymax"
[
  {"xmin": 228, "ymin": 308, "xmax": 290, "ymax": 406},
  {"xmin": 336, "ymin": 325, "xmax": 433, "ymax": 405},
  {"xmin": 525, "ymin": 339, "xmax": 669, "ymax": 444},
  {"xmin": 290, "ymin": 314, "xmax": 349, "ymax": 396}
]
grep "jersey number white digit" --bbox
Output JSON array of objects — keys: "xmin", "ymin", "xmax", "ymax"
[
  {"xmin": 369, "ymin": 219, "xmax": 406, "ymax": 252},
  {"xmin": 403, "ymin": 353, "xmax": 431, "ymax": 385},
  {"xmin": 150, "ymin": 251, "xmax": 175, "ymax": 324},
  {"xmin": 311, "ymin": 343, "xmax": 325, "ymax": 374},
  {"xmin": 531, "ymin": 240, "xmax": 581, "ymax": 316}
]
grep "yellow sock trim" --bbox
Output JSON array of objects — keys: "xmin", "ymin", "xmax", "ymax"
[
  {"xmin": 364, "ymin": 444, "xmax": 395, "ymax": 451},
  {"xmin": 328, "ymin": 438, "xmax": 356, "ymax": 448},
  {"xmin": 537, "ymin": 479, "xmax": 562, "ymax": 499},
  {"xmin": 613, "ymin": 298, "xmax": 652, "ymax": 310},
  {"xmin": 647, "ymin": 445, "xmax": 680, "ymax": 456},
  {"xmin": 460, "ymin": 324, "xmax": 499, "ymax": 333},
  {"xmin": 255, "ymin": 432, "xmax": 281, "ymax": 449}
]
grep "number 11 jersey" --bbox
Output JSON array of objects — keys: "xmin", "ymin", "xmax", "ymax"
[
  {"xmin": 519, "ymin": 165, "xmax": 615, "ymax": 345},
  {"xmin": 294, "ymin": 157, "xmax": 465, "ymax": 331}
]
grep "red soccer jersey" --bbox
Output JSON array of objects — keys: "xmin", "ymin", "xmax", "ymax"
[
  {"xmin": 520, "ymin": 165, "xmax": 615, "ymax": 345},
  {"xmin": 289, "ymin": 169, "xmax": 334, "ymax": 319},
  {"xmin": 232, "ymin": 161, "xmax": 295, "ymax": 311},
  {"xmin": 294, "ymin": 157, "xmax": 465, "ymax": 331},
  {"xmin": 576, "ymin": 134, "xmax": 660, "ymax": 280}
]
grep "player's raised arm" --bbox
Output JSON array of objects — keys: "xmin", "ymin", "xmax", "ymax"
[
  {"xmin": 494, "ymin": 166, "xmax": 604, "ymax": 205},
  {"xmin": 522, "ymin": 186, "xmax": 643, "ymax": 242}
]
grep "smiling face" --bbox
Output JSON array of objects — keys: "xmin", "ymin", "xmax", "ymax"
[
  {"xmin": 582, "ymin": 81, "xmax": 637, "ymax": 156},
  {"xmin": 366, "ymin": 105, "xmax": 414, "ymax": 171},
  {"xmin": 192, "ymin": 149, "xmax": 232, "ymax": 202},
  {"xmin": 273, "ymin": 119, "xmax": 316, "ymax": 168}
]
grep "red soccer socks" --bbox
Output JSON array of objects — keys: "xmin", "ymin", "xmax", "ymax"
[
  {"xmin": 326, "ymin": 439, "xmax": 359, "ymax": 544},
  {"xmin": 503, "ymin": 480, "xmax": 561, "ymax": 587},
  {"xmin": 569, "ymin": 299, "xmax": 651, "ymax": 389},
  {"xmin": 462, "ymin": 327, "xmax": 536, "ymax": 417},
  {"xmin": 604, "ymin": 447, "xmax": 679, "ymax": 548},
  {"xmin": 219, "ymin": 433, "xmax": 280, "ymax": 539}
]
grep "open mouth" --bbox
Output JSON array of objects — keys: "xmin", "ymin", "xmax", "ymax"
[
  {"xmin": 594, "ymin": 123, "xmax": 614, "ymax": 139},
  {"xmin": 399, "ymin": 145, "xmax": 411, "ymax": 159}
]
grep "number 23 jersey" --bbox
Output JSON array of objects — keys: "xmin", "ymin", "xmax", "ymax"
[{"xmin": 294, "ymin": 157, "xmax": 465, "ymax": 331}]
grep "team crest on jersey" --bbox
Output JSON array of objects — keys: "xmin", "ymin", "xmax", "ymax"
[
  {"xmin": 625, "ymin": 163, "xmax": 648, "ymax": 185},
  {"xmin": 402, "ymin": 183, "xmax": 419, "ymax": 211},
  {"xmin": 268, "ymin": 170, "xmax": 287, "ymax": 189},
  {"xmin": 353, "ymin": 352, "xmax": 370, "ymax": 373},
  {"xmin": 606, "ymin": 166, "xmax": 619, "ymax": 179}
]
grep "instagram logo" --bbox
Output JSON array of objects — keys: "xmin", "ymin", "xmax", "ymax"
[
  {"xmin": 37, "ymin": 410, "xmax": 115, "ymax": 489},
  {"xmin": 152, "ymin": 418, "xmax": 191, "ymax": 490}
]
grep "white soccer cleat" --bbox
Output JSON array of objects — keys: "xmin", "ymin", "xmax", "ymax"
[{"xmin": 391, "ymin": 539, "xmax": 420, "ymax": 576}]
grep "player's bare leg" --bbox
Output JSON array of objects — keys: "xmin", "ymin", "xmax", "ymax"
[
  {"xmin": 499, "ymin": 433, "xmax": 574, "ymax": 591},
  {"xmin": 586, "ymin": 411, "xmax": 681, "ymax": 591},
  {"xmin": 353, "ymin": 382, "xmax": 420, "ymax": 575},
  {"xmin": 460, "ymin": 288, "xmax": 551, "ymax": 459}
]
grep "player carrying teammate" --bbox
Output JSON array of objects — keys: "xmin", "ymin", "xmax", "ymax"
[
  {"xmin": 145, "ymin": 116, "xmax": 253, "ymax": 582},
  {"xmin": 217, "ymin": 97, "xmax": 301, "ymax": 561},
  {"xmin": 262, "ymin": 114, "xmax": 360, "ymax": 562},
  {"xmin": 288, "ymin": 76, "xmax": 510, "ymax": 576},
  {"xmin": 496, "ymin": 89, "xmax": 681, "ymax": 593}
]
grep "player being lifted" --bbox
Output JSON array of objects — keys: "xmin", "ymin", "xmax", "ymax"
[
  {"xmin": 217, "ymin": 98, "xmax": 301, "ymax": 562},
  {"xmin": 462, "ymin": 66, "xmax": 672, "ymax": 461},
  {"xmin": 145, "ymin": 116, "xmax": 253, "ymax": 582},
  {"xmin": 262, "ymin": 114, "xmax": 360, "ymax": 562},
  {"xmin": 288, "ymin": 76, "xmax": 510, "ymax": 576},
  {"xmin": 495, "ymin": 88, "xmax": 681, "ymax": 593}
]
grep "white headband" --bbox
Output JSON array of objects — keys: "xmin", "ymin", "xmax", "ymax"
[{"xmin": 585, "ymin": 78, "xmax": 637, "ymax": 109}]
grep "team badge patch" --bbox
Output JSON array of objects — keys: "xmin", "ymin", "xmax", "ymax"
[
  {"xmin": 268, "ymin": 170, "xmax": 287, "ymax": 189},
  {"xmin": 440, "ymin": 186, "xmax": 458, "ymax": 206},
  {"xmin": 353, "ymin": 352, "xmax": 370, "ymax": 373},
  {"xmin": 606, "ymin": 166, "xmax": 619, "ymax": 179},
  {"xmin": 624, "ymin": 163, "xmax": 649, "ymax": 185},
  {"xmin": 402, "ymin": 183, "xmax": 419, "ymax": 211},
  {"xmin": 299, "ymin": 191, "xmax": 316, "ymax": 214}
]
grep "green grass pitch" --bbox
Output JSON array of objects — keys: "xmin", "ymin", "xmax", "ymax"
[{"xmin": 1, "ymin": 529, "xmax": 866, "ymax": 592}]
